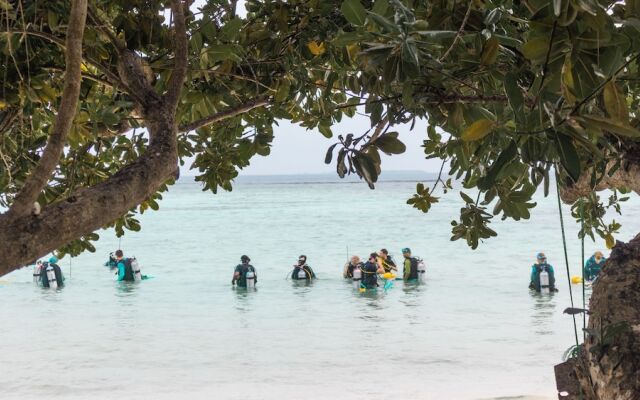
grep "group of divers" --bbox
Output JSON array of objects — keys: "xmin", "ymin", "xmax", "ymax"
[{"xmin": 31, "ymin": 248, "xmax": 608, "ymax": 293}]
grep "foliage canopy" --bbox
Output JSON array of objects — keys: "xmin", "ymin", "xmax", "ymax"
[{"xmin": 1, "ymin": 0, "xmax": 639, "ymax": 259}]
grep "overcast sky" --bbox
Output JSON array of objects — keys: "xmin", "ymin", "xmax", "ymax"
[{"xmin": 238, "ymin": 116, "xmax": 442, "ymax": 176}]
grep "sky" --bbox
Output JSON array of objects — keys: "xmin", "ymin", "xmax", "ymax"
[{"xmin": 238, "ymin": 116, "xmax": 442, "ymax": 176}]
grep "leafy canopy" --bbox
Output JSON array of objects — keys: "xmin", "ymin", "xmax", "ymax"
[{"xmin": 1, "ymin": 0, "xmax": 639, "ymax": 254}]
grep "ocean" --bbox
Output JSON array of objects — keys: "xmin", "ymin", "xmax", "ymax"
[{"xmin": 2, "ymin": 173, "xmax": 639, "ymax": 399}]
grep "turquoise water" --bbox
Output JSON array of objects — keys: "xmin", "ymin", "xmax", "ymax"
[{"xmin": 2, "ymin": 177, "xmax": 639, "ymax": 400}]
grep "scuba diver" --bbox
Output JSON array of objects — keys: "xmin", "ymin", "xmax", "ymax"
[
  {"xmin": 343, "ymin": 255, "xmax": 363, "ymax": 279},
  {"xmin": 232, "ymin": 255, "xmax": 257, "ymax": 288},
  {"xmin": 361, "ymin": 253, "xmax": 385, "ymax": 289},
  {"xmin": 402, "ymin": 248, "xmax": 419, "ymax": 282},
  {"xmin": 36, "ymin": 257, "xmax": 65, "ymax": 289},
  {"xmin": 113, "ymin": 250, "xmax": 143, "ymax": 282},
  {"xmin": 529, "ymin": 252, "xmax": 558, "ymax": 293},
  {"xmin": 291, "ymin": 255, "xmax": 316, "ymax": 280},
  {"xmin": 584, "ymin": 251, "xmax": 606, "ymax": 282},
  {"xmin": 377, "ymin": 248, "xmax": 397, "ymax": 273}
]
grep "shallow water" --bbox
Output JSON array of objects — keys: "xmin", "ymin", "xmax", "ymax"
[{"xmin": 2, "ymin": 178, "xmax": 639, "ymax": 399}]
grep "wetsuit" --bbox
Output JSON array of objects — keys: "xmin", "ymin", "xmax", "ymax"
[
  {"xmin": 361, "ymin": 261, "xmax": 378, "ymax": 289},
  {"xmin": 117, "ymin": 258, "xmax": 135, "ymax": 281},
  {"xmin": 234, "ymin": 263, "xmax": 257, "ymax": 287},
  {"xmin": 40, "ymin": 262, "xmax": 65, "ymax": 288},
  {"xmin": 292, "ymin": 264, "xmax": 316, "ymax": 280},
  {"xmin": 530, "ymin": 263, "xmax": 557, "ymax": 292},
  {"xmin": 584, "ymin": 256, "xmax": 605, "ymax": 281},
  {"xmin": 403, "ymin": 257, "xmax": 419, "ymax": 281},
  {"xmin": 344, "ymin": 262, "xmax": 363, "ymax": 279}
]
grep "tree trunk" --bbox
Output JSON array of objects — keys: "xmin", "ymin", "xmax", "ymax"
[
  {"xmin": 0, "ymin": 105, "xmax": 178, "ymax": 276},
  {"xmin": 573, "ymin": 233, "xmax": 640, "ymax": 399}
]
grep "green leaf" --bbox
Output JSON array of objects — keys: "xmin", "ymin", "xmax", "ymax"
[
  {"xmin": 461, "ymin": 119, "xmax": 494, "ymax": 141},
  {"xmin": 521, "ymin": 37, "xmax": 548, "ymax": 61},
  {"xmin": 576, "ymin": 115, "xmax": 640, "ymax": 138},
  {"xmin": 460, "ymin": 192, "xmax": 474, "ymax": 204},
  {"xmin": 504, "ymin": 73, "xmax": 525, "ymax": 127},
  {"xmin": 207, "ymin": 45, "xmax": 242, "ymax": 62},
  {"xmin": 367, "ymin": 12, "xmax": 399, "ymax": 32},
  {"xmin": 372, "ymin": 0, "xmax": 389, "ymax": 15},
  {"xmin": 325, "ymin": 143, "xmax": 338, "ymax": 164},
  {"xmin": 477, "ymin": 141, "xmax": 518, "ymax": 190},
  {"xmin": 220, "ymin": 17, "xmax": 243, "ymax": 41},
  {"xmin": 341, "ymin": 0, "xmax": 367, "ymax": 26},
  {"xmin": 556, "ymin": 132, "xmax": 581, "ymax": 183},
  {"xmin": 374, "ymin": 132, "xmax": 406, "ymax": 154}
]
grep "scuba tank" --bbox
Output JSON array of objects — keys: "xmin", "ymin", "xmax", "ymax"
[
  {"xmin": 539, "ymin": 267, "xmax": 550, "ymax": 294},
  {"xmin": 46, "ymin": 265, "xmax": 58, "ymax": 289},
  {"xmin": 417, "ymin": 259, "xmax": 426, "ymax": 283},
  {"xmin": 245, "ymin": 269, "xmax": 255, "ymax": 288},
  {"xmin": 33, "ymin": 262, "xmax": 43, "ymax": 284},
  {"xmin": 297, "ymin": 268, "xmax": 308, "ymax": 280},
  {"xmin": 352, "ymin": 268, "xmax": 362, "ymax": 290},
  {"xmin": 131, "ymin": 258, "xmax": 142, "ymax": 281}
]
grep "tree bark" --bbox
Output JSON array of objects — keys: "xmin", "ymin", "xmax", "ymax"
[
  {"xmin": 573, "ymin": 233, "xmax": 640, "ymax": 399},
  {"xmin": 7, "ymin": 0, "xmax": 88, "ymax": 218},
  {"xmin": 0, "ymin": 0, "xmax": 188, "ymax": 277}
]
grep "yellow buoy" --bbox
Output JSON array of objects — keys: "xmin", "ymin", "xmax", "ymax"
[
  {"xmin": 359, "ymin": 287, "xmax": 366, "ymax": 293},
  {"xmin": 382, "ymin": 272, "xmax": 396, "ymax": 280},
  {"xmin": 571, "ymin": 275, "xmax": 583, "ymax": 284}
]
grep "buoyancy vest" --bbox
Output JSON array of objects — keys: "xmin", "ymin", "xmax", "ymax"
[
  {"xmin": 379, "ymin": 257, "xmax": 396, "ymax": 273},
  {"xmin": 345, "ymin": 262, "xmax": 363, "ymax": 278},
  {"xmin": 405, "ymin": 257, "xmax": 418, "ymax": 280},
  {"xmin": 121, "ymin": 258, "xmax": 134, "ymax": 281},
  {"xmin": 532, "ymin": 263, "xmax": 555, "ymax": 291},
  {"xmin": 40, "ymin": 263, "xmax": 64, "ymax": 288},
  {"xmin": 292, "ymin": 265, "xmax": 315, "ymax": 280},
  {"xmin": 236, "ymin": 264, "xmax": 256, "ymax": 287},
  {"xmin": 361, "ymin": 261, "xmax": 378, "ymax": 289}
]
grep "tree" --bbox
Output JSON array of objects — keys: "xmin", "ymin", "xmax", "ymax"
[{"xmin": 1, "ymin": 0, "xmax": 639, "ymax": 397}]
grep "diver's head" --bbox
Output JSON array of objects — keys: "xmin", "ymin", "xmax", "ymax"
[
  {"xmin": 350, "ymin": 255, "xmax": 360, "ymax": 265},
  {"xmin": 402, "ymin": 248, "xmax": 412, "ymax": 258},
  {"xmin": 241, "ymin": 255, "xmax": 250, "ymax": 264},
  {"xmin": 368, "ymin": 253, "xmax": 378, "ymax": 263},
  {"xmin": 48, "ymin": 256, "xmax": 59, "ymax": 264},
  {"xmin": 594, "ymin": 251, "xmax": 604, "ymax": 263},
  {"xmin": 115, "ymin": 249, "xmax": 124, "ymax": 260},
  {"xmin": 298, "ymin": 255, "xmax": 307, "ymax": 265},
  {"xmin": 379, "ymin": 249, "xmax": 389, "ymax": 259},
  {"xmin": 536, "ymin": 252, "xmax": 547, "ymax": 264}
]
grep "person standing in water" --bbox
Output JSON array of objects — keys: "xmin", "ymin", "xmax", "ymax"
[
  {"xmin": 232, "ymin": 255, "xmax": 257, "ymax": 288},
  {"xmin": 113, "ymin": 250, "xmax": 143, "ymax": 282},
  {"xmin": 377, "ymin": 249, "xmax": 397, "ymax": 274},
  {"xmin": 529, "ymin": 252, "xmax": 558, "ymax": 292},
  {"xmin": 361, "ymin": 253, "xmax": 385, "ymax": 289},
  {"xmin": 584, "ymin": 251, "xmax": 606, "ymax": 282},
  {"xmin": 401, "ymin": 248, "xmax": 419, "ymax": 282},
  {"xmin": 39, "ymin": 257, "xmax": 65, "ymax": 288},
  {"xmin": 343, "ymin": 256, "xmax": 363, "ymax": 279},
  {"xmin": 292, "ymin": 255, "xmax": 316, "ymax": 280}
]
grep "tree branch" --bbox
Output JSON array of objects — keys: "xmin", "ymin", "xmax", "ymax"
[
  {"xmin": 12, "ymin": 29, "xmax": 127, "ymax": 90},
  {"xmin": 559, "ymin": 160, "xmax": 640, "ymax": 203},
  {"xmin": 179, "ymin": 97, "xmax": 271, "ymax": 133},
  {"xmin": 6, "ymin": 0, "xmax": 88, "ymax": 218},
  {"xmin": 165, "ymin": 0, "xmax": 189, "ymax": 112},
  {"xmin": 439, "ymin": 1, "xmax": 473, "ymax": 62}
]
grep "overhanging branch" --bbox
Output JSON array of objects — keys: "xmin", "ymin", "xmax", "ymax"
[
  {"xmin": 179, "ymin": 97, "xmax": 271, "ymax": 133},
  {"xmin": 165, "ymin": 0, "xmax": 189, "ymax": 112},
  {"xmin": 6, "ymin": 0, "xmax": 88, "ymax": 218}
]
